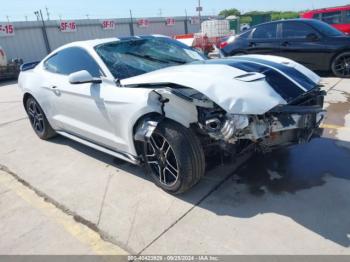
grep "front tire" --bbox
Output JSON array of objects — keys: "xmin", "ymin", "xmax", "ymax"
[
  {"xmin": 142, "ymin": 120, "xmax": 205, "ymax": 194},
  {"xmin": 331, "ymin": 52, "xmax": 350, "ymax": 78},
  {"xmin": 25, "ymin": 96, "xmax": 56, "ymax": 140}
]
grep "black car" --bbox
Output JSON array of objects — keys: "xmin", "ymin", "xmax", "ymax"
[{"xmin": 221, "ymin": 19, "xmax": 350, "ymax": 77}]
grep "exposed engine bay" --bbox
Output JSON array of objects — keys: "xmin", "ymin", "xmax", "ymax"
[{"xmin": 145, "ymin": 85, "xmax": 326, "ymax": 156}]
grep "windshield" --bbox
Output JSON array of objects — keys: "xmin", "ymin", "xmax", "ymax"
[
  {"xmin": 309, "ymin": 19, "xmax": 344, "ymax": 37},
  {"xmin": 95, "ymin": 37, "xmax": 206, "ymax": 80}
]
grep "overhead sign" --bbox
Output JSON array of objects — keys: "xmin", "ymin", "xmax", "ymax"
[
  {"xmin": 60, "ymin": 21, "xmax": 77, "ymax": 32},
  {"xmin": 137, "ymin": 19, "xmax": 150, "ymax": 28},
  {"xmin": 0, "ymin": 24, "xmax": 14, "ymax": 37},
  {"xmin": 166, "ymin": 18, "xmax": 176, "ymax": 26},
  {"xmin": 101, "ymin": 20, "xmax": 115, "ymax": 30}
]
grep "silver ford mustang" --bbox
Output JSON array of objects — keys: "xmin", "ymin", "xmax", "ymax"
[{"xmin": 18, "ymin": 35, "xmax": 326, "ymax": 194}]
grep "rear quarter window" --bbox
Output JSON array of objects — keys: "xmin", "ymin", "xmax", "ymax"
[{"xmin": 252, "ymin": 23, "xmax": 278, "ymax": 39}]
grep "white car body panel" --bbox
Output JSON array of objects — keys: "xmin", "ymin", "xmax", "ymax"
[
  {"xmin": 121, "ymin": 63, "xmax": 287, "ymax": 115},
  {"xmin": 18, "ymin": 37, "xmax": 324, "ymax": 159}
]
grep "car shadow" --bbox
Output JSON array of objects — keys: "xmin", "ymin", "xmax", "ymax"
[
  {"xmin": 49, "ymin": 135, "xmax": 350, "ymax": 247},
  {"xmin": 316, "ymin": 71, "xmax": 335, "ymax": 78},
  {"xmin": 0, "ymin": 80, "xmax": 17, "ymax": 87},
  {"xmin": 198, "ymin": 137, "xmax": 350, "ymax": 247}
]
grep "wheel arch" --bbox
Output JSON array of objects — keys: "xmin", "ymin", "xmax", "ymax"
[
  {"xmin": 22, "ymin": 92, "xmax": 34, "ymax": 109},
  {"xmin": 330, "ymin": 49, "xmax": 350, "ymax": 76},
  {"xmin": 131, "ymin": 110, "xmax": 198, "ymax": 156},
  {"xmin": 330, "ymin": 49, "xmax": 350, "ymax": 67}
]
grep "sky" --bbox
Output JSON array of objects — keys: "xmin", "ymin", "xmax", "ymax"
[{"xmin": 1, "ymin": 0, "xmax": 350, "ymax": 21}]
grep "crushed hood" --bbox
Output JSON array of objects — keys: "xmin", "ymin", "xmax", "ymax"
[{"xmin": 121, "ymin": 55, "xmax": 321, "ymax": 115}]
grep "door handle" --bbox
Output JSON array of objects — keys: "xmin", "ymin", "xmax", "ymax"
[
  {"xmin": 281, "ymin": 41, "xmax": 290, "ymax": 47},
  {"xmin": 43, "ymin": 85, "xmax": 57, "ymax": 90},
  {"xmin": 249, "ymin": 42, "xmax": 256, "ymax": 47}
]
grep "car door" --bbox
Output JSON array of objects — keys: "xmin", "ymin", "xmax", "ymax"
[
  {"xmin": 279, "ymin": 21, "xmax": 329, "ymax": 70},
  {"xmin": 42, "ymin": 47, "xmax": 121, "ymax": 150},
  {"xmin": 247, "ymin": 22, "xmax": 282, "ymax": 55}
]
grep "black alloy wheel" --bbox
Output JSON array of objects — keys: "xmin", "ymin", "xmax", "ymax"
[
  {"xmin": 25, "ymin": 96, "xmax": 56, "ymax": 140},
  {"xmin": 332, "ymin": 52, "xmax": 350, "ymax": 78},
  {"xmin": 145, "ymin": 133, "xmax": 179, "ymax": 187},
  {"xmin": 141, "ymin": 120, "xmax": 205, "ymax": 194}
]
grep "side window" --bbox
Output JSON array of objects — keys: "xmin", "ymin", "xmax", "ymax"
[
  {"xmin": 313, "ymin": 13, "xmax": 322, "ymax": 20},
  {"xmin": 239, "ymin": 30, "xmax": 251, "ymax": 39},
  {"xmin": 321, "ymin": 11, "xmax": 342, "ymax": 24},
  {"xmin": 44, "ymin": 47, "xmax": 101, "ymax": 77},
  {"xmin": 282, "ymin": 22, "xmax": 318, "ymax": 39},
  {"xmin": 344, "ymin": 10, "xmax": 350, "ymax": 23},
  {"xmin": 252, "ymin": 23, "xmax": 278, "ymax": 39}
]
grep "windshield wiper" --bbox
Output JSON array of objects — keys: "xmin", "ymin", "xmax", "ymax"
[
  {"xmin": 165, "ymin": 58, "xmax": 188, "ymax": 64},
  {"xmin": 125, "ymin": 52, "xmax": 169, "ymax": 64}
]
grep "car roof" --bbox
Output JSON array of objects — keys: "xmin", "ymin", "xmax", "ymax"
[
  {"xmin": 57, "ymin": 35, "xmax": 170, "ymax": 50},
  {"xmin": 251, "ymin": 18, "xmax": 317, "ymax": 29}
]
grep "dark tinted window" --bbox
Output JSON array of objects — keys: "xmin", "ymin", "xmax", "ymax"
[
  {"xmin": 238, "ymin": 30, "xmax": 251, "ymax": 39},
  {"xmin": 44, "ymin": 47, "xmax": 101, "ymax": 77},
  {"xmin": 306, "ymin": 20, "xmax": 343, "ymax": 36},
  {"xmin": 321, "ymin": 11, "xmax": 342, "ymax": 24},
  {"xmin": 344, "ymin": 10, "xmax": 350, "ymax": 23},
  {"xmin": 313, "ymin": 13, "xmax": 322, "ymax": 20},
  {"xmin": 252, "ymin": 23, "xmax": 278, "ymax": 39},
  {"xmin": 282, "ymin": 22, "xmax": 317, "ymax": 39}
]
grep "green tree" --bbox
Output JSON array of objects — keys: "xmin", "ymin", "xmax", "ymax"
[{"xmin": 219, "ymin": 8, "xmax": 241, "ymax": 18}]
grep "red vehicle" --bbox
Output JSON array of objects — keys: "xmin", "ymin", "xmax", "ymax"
[{"xmin": 301, "ymin": 5, "xmax": 350, "ymax": 34}]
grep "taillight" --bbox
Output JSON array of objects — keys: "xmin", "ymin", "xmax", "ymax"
[{"xmin": 219, "ymin": 41, "xmax": 228, "ymax": 49}]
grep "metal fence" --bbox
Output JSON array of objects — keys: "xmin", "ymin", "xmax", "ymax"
[{"xmin": 0, "ymin": 16, "xmax": 216, "ymax": 63}]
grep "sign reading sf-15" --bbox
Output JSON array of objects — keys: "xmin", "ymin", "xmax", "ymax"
[{"xmin": 0, "ymin": 24, "xmax": 14, "ymax": 36}]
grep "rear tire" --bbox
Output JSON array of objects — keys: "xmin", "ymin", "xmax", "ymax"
[
  {"xmin": 142, "ymin": 120, "xmax": 205, "ymax": 194},
  {"xmin": 25, "ymin": 96, "xmax": 56, "ymax": 140},
  {"xmin": 331, "ymin": 52, "xmax": 350, "ymax": 78}
]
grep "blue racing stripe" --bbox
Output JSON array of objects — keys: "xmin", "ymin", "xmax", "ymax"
[
  {"xmin": 197, "ymin": 59, "xmax": 306, "ymax": 102},
  {"xmin": 231, "ymin": 56, "xmax": 317, "ymax": 91}
]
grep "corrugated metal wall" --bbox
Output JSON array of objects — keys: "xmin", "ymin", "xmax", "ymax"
[{"xmin": 0, "ymin": 16, "xmax": 215, "ymax": 62}]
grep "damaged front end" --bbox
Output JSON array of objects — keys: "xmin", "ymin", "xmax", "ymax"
[
  {"xmin": 197, "ymin": 88, "xmax": 326, "ymax": 154},
  {"xmin": 129, "ymin": 56, "xmax": 327, "ymax": 157}
]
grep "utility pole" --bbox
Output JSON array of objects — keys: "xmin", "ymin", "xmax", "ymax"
[
  {"xmin": 45, "ymin": 7, "xmax": 50, "ymax": 21},
  {"xmin": 197, "ymin": 0, "xmax": 202, "ymax": 23},
  {"xmin": 184, "ymin": 9, "xmax": 188, "ymax": 34},
  {"xmin": 6, "ymin": 16, "xmax": 10, "ymax": 23},
  {"xmin": 129, "ymin": 9, "xmax": 135, "ymax": 36},
  {"xmin": 34, "ymin": 11, "xmax": 40, "ymax": 21},
  {"xmin": 35, "ymin": 10, "xmax": 51, "ymax": 54},
  {"xmin": 158, "ymin": 9, "xmax": 162, "ymax": 17}
]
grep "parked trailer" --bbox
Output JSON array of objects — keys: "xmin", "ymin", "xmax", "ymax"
[
  {"xmin": 0, "ymin": 47, "xmax": 22, "ymax": 80},
  {"xmin": 175, "ymin": 20, "xmax": 233, "ymax": 54}
]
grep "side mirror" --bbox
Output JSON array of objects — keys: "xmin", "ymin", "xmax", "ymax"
[
  {"xmin": 68, "ymin": 70, "xmax": 102, "ymax": 84},
  {"xmin": 306, "ymin": 33, "xmax": 319, "ymax": 42}
]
